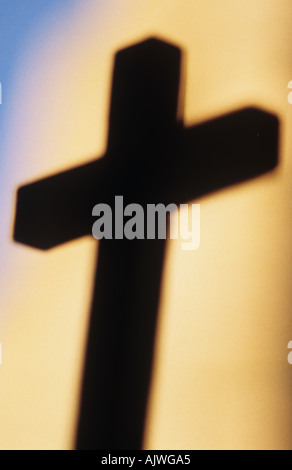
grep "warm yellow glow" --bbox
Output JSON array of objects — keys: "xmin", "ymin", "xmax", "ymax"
[{"xmin": 1, "ymin": 0, "xmax": 292, "ymax": 450}]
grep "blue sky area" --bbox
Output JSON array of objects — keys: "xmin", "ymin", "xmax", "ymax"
[{"xmin": 0, "ymin": 1, "xmax": 81, "ymax": 170}]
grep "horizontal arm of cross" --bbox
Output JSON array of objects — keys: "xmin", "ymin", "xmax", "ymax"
[
  {"xmin": 13, "ymin": 107, "xmax": 279, "ymax": 250},
  {"xmin": 172, "ymin": 107, "xmax": 279, "ymax": 204},
  {"xmin": 14, "ymin": 157, "xmax": 108, "ymax": 250}
]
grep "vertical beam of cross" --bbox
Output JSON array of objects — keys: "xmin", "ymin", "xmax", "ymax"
[{"xmin": 13, "ymin": 37, "xmax": 279, "ymax": 449}]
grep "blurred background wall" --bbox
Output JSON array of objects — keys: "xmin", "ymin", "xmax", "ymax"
[{"xmin": 0, "ymin": 0, "xmax": 292, "ymax": 449}]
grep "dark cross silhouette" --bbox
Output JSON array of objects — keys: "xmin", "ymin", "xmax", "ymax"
[{"xmin": 13, "ymin": 37, "xmax": 279, "ymax": 450}]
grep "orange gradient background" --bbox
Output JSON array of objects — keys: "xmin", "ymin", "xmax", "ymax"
[{"xmin": 1, "ymin": 0, "xmax": 292, "ymax": 449}]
